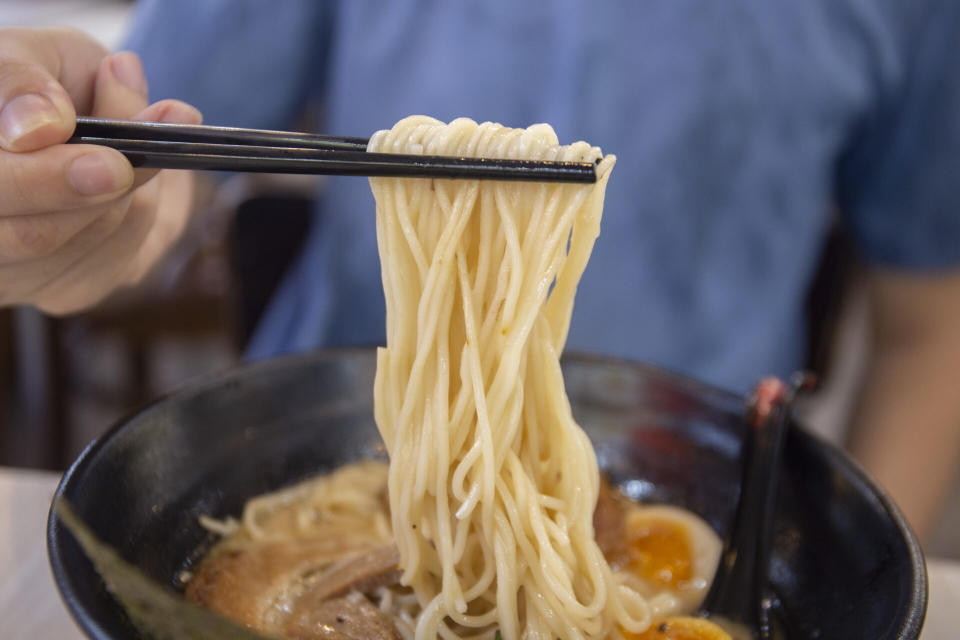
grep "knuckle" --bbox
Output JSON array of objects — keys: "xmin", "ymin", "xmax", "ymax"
[
  {"xmin": 0, "ymin": 27, "xmax": 31, "ymax": 55},
  {"xmin": 48, "ymin": 26, "xmax": 106, "ymax": 56},
  {"xmin": 0, "ymin": 31, "xmax": 53, "ymax": 89},
  {"xmin": 44, "ymin": 26, "xmax": 95, "ymax": 44},
  {"xmin": 0, "ymin": 26, "xmax": 101, "ymax": 68},
  {"xmin": 0, "ymin": 58, "xmax": 42, "ymax": 97},
  {"xmin": 0, "ymin": 157, "xmax": 44, "ymax": 215},
  {"xmin": 0, "ymin": 216, "xmax": 63, "ymax": 260}
]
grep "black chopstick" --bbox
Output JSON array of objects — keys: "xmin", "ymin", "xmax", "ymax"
[
  {"xmin": 69, "ymin": 117, "xmax": 598, "ymax": 183},
  {"xmin": 74, "ymin": 117, "xmax": 368, "ymax": 152}
]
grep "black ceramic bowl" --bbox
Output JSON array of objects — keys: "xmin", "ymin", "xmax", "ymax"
[{"xmin": 48, "ymin": 349, "xmax": 927, "ymax": 639}]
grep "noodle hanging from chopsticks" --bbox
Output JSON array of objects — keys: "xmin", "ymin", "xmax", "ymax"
[{"xmin": 370, "ymin": 116, "xmax": 649, "ymax": 639}]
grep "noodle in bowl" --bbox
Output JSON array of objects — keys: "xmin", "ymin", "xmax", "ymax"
[
  {"xmin": 47, "ymin": 349, "xmax": 928, "ymax": 640},
  {"xmin": 190, "ymin": 460, "xmax": 723, "ymax": 640}
]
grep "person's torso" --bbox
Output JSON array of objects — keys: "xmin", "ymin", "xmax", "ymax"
[{"xmin": 253, "ymin": 0, "xmax": 904, "ymax": 392}]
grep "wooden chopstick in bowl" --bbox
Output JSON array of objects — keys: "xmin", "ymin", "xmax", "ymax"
[{"xmin": 68, "ymin": 117, "xmax": 598, "ymax": 183}]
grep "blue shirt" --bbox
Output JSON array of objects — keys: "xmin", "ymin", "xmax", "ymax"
[{"xmin": 126, "ymin": 0, "xmax": 960, "ymax": 393}]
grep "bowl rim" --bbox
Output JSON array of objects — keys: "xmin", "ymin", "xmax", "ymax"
[
  {"xmin": 792, "ymin": 426, "xmax": 929, "ymax": 638},
  {"xmin": 46, "ymin": 347, "xmax": 928, "ymax": 639}
]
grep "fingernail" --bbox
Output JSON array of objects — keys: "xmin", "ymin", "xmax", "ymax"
[
  {"xmin": 111, "ymin": 51, "xmax": 147, "ymax": 96},
  {"xmin": 68, "ymin": 153, "xmax": 128, "ymax": 196},
  {"xmin": 0, "ymin": 93, "xmax": 61, "ymax": 147}
]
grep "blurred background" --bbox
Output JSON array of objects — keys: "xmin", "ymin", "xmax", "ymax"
[{"xmin": 0, "ymin": 0, "xmax": 956, "ymax": 558}]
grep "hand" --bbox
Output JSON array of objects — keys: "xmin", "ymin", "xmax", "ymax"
[{"xmin": 0, "ymin": 27, "xmax": 202, "ymax": 314}]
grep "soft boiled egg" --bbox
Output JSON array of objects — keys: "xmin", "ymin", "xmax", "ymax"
[{"xmin": 613, "ymin": 503, "xmax": 723, "ymax": 618}]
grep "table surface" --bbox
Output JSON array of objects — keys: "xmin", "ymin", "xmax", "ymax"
[{"xmin": 2, "ymin": 467, "xmax": 957, "ymax": 640}]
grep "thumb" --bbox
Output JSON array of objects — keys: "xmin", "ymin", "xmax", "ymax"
[
  {"xmin": 0, "ymin": 59, "xmax": 75, "ymax": 153},
  {"xmin": 89, "ymin": 51, "xmax": 149, "ymax": 120},
  {"xmin": 0, "ymin": 27, "xmax": 109, "ymax": 152}
]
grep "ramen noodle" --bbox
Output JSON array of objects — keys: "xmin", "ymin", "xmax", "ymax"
[
  {"xmin": 187, "ymin": 117, "xmax": 724, "ymax": 640},
  {"xmin": 370, "ymin": 116, "xmax": 645, "ymax": 639}
]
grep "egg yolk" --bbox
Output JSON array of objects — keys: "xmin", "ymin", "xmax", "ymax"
[
  {"xmin": 625, "ymin": 515, "xmax": 693, "ymax": 589},
  {"xmin": 621, "ymin": 617, "xmax": 732, "ymax": 640}
]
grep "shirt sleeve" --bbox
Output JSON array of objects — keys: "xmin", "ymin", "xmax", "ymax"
[
  {"xmin": 838, "ymin": 0, "xmax": 960, "ymax": 271},
  {"xmin": 123, "ymin": 0, "xmax": 334, "ymax": 130}
]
